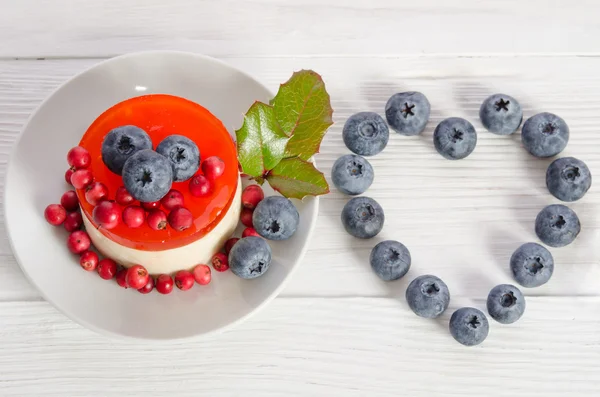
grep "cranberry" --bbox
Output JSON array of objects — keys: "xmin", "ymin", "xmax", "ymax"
[
  {"xmin": 141, "ymin": 201, "xmax": 161, "ymax": 210},
  {"xmin": 189, "ymin": 175, "xmax": 212, "ymax": 197},
  {"xmin": 44, "ymin": 204, "xmax": 66, "ymax": 226},
  {"xmin": 138, "ymin": 277, "xmax": 155, "ymax": 294},
  {"xmin": 65, "ymin": 169, "xmax": 74, "ymax": 186},
  {"xmin": 63, "ymin": 211, "xmax": 83, "ymax": 232},
  {"xmin": 92, "ymin": 200, "xmax": 120, "ymax": 229},
  {"xmin": 168, "ymin": 207, "xmax": 193, "ymax": 231},
  {"xmin": 60, "ymin": 190, "xmax": 79, "ymax": 212},
  {"xmin": 240, "ymin": 207, "xmax": 254, "ymax": 227},
  {"xmin": 70, "ymin": 169, "xmax": 93, "ymax": 189},
  {"xmin": 161, "ymin": 189, "xmax": 184, "ymax": 211},
  {"xmin": 67, "ymin": 146, "xmax": 91, "ymax": 169},
  {"xmin": 192, "ymin": 264, "xmax": 211, "ymax": 285},
  {"xmin": 202, "ymin": 156, "xmax": 225, "ymax": 180},
  {"xmin": 115, "ymin": 186, "xmax": 135, "ymax": 206},
  {"xmin": 97, "ymin": 258, "xmax": 117, "ymax": 280},
  {"xmin": 212, "ymin": 252, "xmax": 229, "ymax": 272},
  {"xmin": 155, "ymin": 274, "xmax": 174, "ymax": 294},
  {"xmin": 242, "ymin": 185, "xmax": 264, "ymax": 209},
  {"xmin": 122, "ymin": 205, "xmax": 145, "ymax": 228},
  {"xmin": 79, "ymin": 250, "xmax": 99, "ymax": 271},
  {"xmin": 116, "ymin": 268, "xmax": 129, "ymax": 288},
  {"xmin": 147, "ymin": 209, "xmax": 168, "ymax": 230},
  {"xmin": 67, "ymin": 230, "xmax": 91, "ymax": 254},
  {"xmin": 224, "ymin": 237, "xmax": 239, "ymax": 254},
  {"xmin": 242, "ymin": 227, "xmax": 260, "ymax": 238},
  {"xmin": 126, "ymin": 264, "xmax": 150, "ymax": 289},
  {"xmin": 174, "ymin": 270, "xmax": 195, "ymax": 291},
  {"xmin": 85, "ymin": 182, "xmax": 109, "ymax": 206}
]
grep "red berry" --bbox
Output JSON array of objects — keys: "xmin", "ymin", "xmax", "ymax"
[
  {"xmin": 224, "ymin": 237, "xmax": 239, "ymax": 254},
  {"xmin": 161, "ymin": 189, "xmax": 184, "ymax": 211},
  {"xmin": 147, "ymin": 209, "xmax": 168, "ymax": 230},
  {"xmin": 242, "ymin": 185, "xmax": 264, "ymax": 209},
  {"xmin": 122, "ymin": 205, "xmax": 145, "ymax": 228},
  {"xmin": 202, "ymin": 156, "xmax": 225, "ymax": 180},
  {"xmin": 240, "ymin": 207, "xmax": 254, "ymax": 227},
  {"xmin": 63, "ymin": 211, "xmax": 83, "ymax": 232},
  {"xmin": 97, "ymin": 258, "xmax": 117, "ymax": 280},
  {"xmin": 189, "ymin": 175, "xmax": 212, "ymax": 197},
  {"xmin": 116, "ymin": 268, "xmax": 129, "ymax": 288},
  {"xmin": 242, "ymin": 227, "xmax": 260, "ymax": 238},
  {"xmin": 60, "ymin": 190, "xmax": 79, "ymax": 212},
  {"xmin": 168, "ymin": 207, "xmax": 193, "ymax": 231},
  {"xmin": 92, "ymin": 200, "xmax": 120, "ymax": 229},
  {"xmin": 141, "ymin": 201, "xmax": 160, "ymax": 210},
  {"xmin": 126, "ymin": 264, "xmax": 150, "ymax": 289},
  {"xmin": 65, "ymin": 169, "xmax": 74, "ymax": 185},
  {"xmin": 155, "ymin": 274, "xmax": 174, "ymax": 294},
  {"xmin": 138, "ymin": 277, "xmax": 155, "ymax": 294},
  {"xmin": 85, "ymin": 182, "xmax": 109, "ymax": 206},
  {"xmin": 67, "ymin": 230, "xmax": 91, "ymax": 254},
  {"xmin": 192, "ymin": 264, "xmax": 211, "ymax": 285},
  {"xmin": 70, "ymin": 169, "xmax": 93, "ymax": 189},
  {"xmin": 67, "ymin": 146, "xmax": 91, "ymax": 169},
  {"xmin": 79, "ymin": 250, "xmax": 99, "ymax": 271},
  {"xmin": 174, "ymin": 270, "xmax": 195, "ymax": 291},
  {"xmin": 115, "ymin": 186, "xmax": 135, "ymax": 206},
  {"xmin": 212, "ymin": 252, "xmax": 229, "ymax": 272},
  {"xmin": 44, "ymin": 204, "xmax": 66, "ymax": 226}
]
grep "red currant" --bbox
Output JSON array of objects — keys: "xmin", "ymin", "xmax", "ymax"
[
  {"xmin": 224, "ymin": 237, "xmax": 239, "ymax": 254},
  {"xmin": 174, "ymin": 270, "xmax": 194, "ymax": 291},
  {"xmin": 97, "ymin": 258, "xmax": 117, "ymax": 280},
  {"xmin": 122, "ymin": 205, "xmax": 145, "ymax": 228},
  {"xmin": 242, "ymin": 227, "xmax": 260, "ymax": 238},
  {"xmin": 201, "ymin": 156, "xmax": 225, "ymax": 180},
  {"xmin": 155, "ymin": 274, "xmax": 174, "ymax": 294},
  {"xmin": 44, "ymin": 204, "xmax": 66, "ymax": 226},
  {"xmin": 126, "ymin": 264, "xmax": 150, "ymax": 289},
  {"xmin": 60, "ymin": 190, "xmax": 79, "ymax": 212},
  {"xmin": 67, "ymin": 146, "xmax": 91, "ymax": 169},
  {"xmin": 141, "ymin": 201, "xmax": 160, "ymax": 210},
  {"xmin": 63, "ymin": 211, "xmax": 83, "ymax": 232},
  {"xmin": 92, "ymin": 200, "xmax": 120, "ymax": 229},
  {"xmin": 160, "ymin": 189, "xmax": 184, "ymax": 211},
  {"xmin": 138, "ymin": 277, "xmax": 155, "ymax": 294},
  {"xmin": 242, "ymin": 185, "xmax": 264, "ymax": 209},
  {"xmin": 70, "ymin": 169, "xmax": 93, "ymax": 189},
  {"xmin": 85, "ymin": 182, "xmax": 109, "ymax": 206},
  {"xmin": 240, "ymin": 207, "xmax": 254, "ymax": 227},
  {"xmin": 189, "ymin": 174, "xmax": 212, "ymax": 197},
  {"xmin": 212, "ymin": 252, "xmax": 229, "ymax": 272},
  {"xmin": 65, "ymin": 169, "xmax": 74, "ymax": 186},
  {"xmin": 116, "ymin": 268, "xmax": 129, "ymax": 288},
  {"xmin": 79, "ymin": 250, "xmax": 99, "ymax": 271},
  {"xmin": 192, "ymin": 264, "xmax": 211, "ymax": 285},
  {"xmin": 168, "ymin": 207, "xmax": 193, "ymax": 231},
  {"xmin": 115, "ymin": 186, "xmax": 135, "ymax": 206},
  {"xmin": 67, "ymin": 230, "xmax": 91, "ymax": 254},
  {"xmin": 147, "ymin": 209, "xmax": 168, "ymax": 230}
]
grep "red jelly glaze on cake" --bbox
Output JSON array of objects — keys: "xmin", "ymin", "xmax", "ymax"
[{"xmin": 76, "ymin": 94, "xmax": 238, "ymax": 251}]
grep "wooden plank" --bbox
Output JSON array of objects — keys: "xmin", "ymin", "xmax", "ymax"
[
  {"xmin": 0, "ymin": 57, "xmax": 599, "ymax": 301},
  {"xmin": 0, "ymin": 297, "xmax": 598, "ymax": 396},
  {"xmin": 2, "ymin": 0, "xmax": 600, "ymax": 57}
]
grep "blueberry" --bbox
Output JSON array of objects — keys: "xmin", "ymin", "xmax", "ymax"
[
  {"xmin": 370, "ymin": 240, "xmax": 411, "ymax": 281},
  {"xmin": 521, "ymin": 112, "xmax": 569, "ymax": 158},
  {"xmin": 405, "ymin": 275, "xmax": 450, "ymax": 318},
  {"xmin": 341, "ymin": 196, "xmax": 384, "ymax": 239},
  {"xmin": 342, "ymin": 112, "xmax": 389, "ymax": 156},
  {"xmin": 229, "ymin": 237, "xmax": 272, "ymax": 279},
  {"xmin": 546, "ymin": 157, "xmax": 592, "ymax": 202},
  {"xmin": 535, "ymin": 204, "xmax": 580, "ymax": 247},
  {"xmin": 479, "ymin": 93, "xmax": 523, "ymax": 135},
  {"xmin": 252, "ymin": 196, "xmax": 299, "ymax": 241},
  {"xmin": 510, "ymin": 242, "xmax": 554, "ymax": 288},
  {"xmin": 101, "ymin": 125, "xmax": 153, "ymax": 175},
  {"xmin": 449, "ymin": 307, "xmax": 489, "ymax": 346},
  {"xmin": 486, "ymin": 284, "xmax": 526, "ymax": 324},
  {"xmin": 122, "ymin": 149, "xmax": 173, "ymax": 202},
  {"xmin": 433, "ymin": 117, "xmax": 477, "ymax": 160},
  {"xmin": 385, "ymin": 92, "xmax": 430, "ymax": 136},
  {"xmin": 155, "ymin": 135, "xmax": 200, "ymax": 182},
  {"xmin": 331, "ymin": 154, "xmax": 374, "ymax": 195}
]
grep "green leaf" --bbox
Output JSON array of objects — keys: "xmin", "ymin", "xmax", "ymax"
[
  {"xmin": 266, "ymin": 157, "xmax": 329, "ymax": 200},
  {"xmin": 270, "ymin": 70, "xmax": 333, "ymax": 160},
  {"xmin": 235, "ymin": 102, "xmax": 290, "ymax": 178}
]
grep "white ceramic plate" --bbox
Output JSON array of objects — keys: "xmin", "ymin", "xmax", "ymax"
[{"xmin": 5, "ymin": 51, "xmax": 318, "ymax": 341}]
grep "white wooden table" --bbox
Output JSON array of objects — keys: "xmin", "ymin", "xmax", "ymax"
[{"xmin": 1, "ymin": 1, "xmax": 599, "ymax": 395}]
